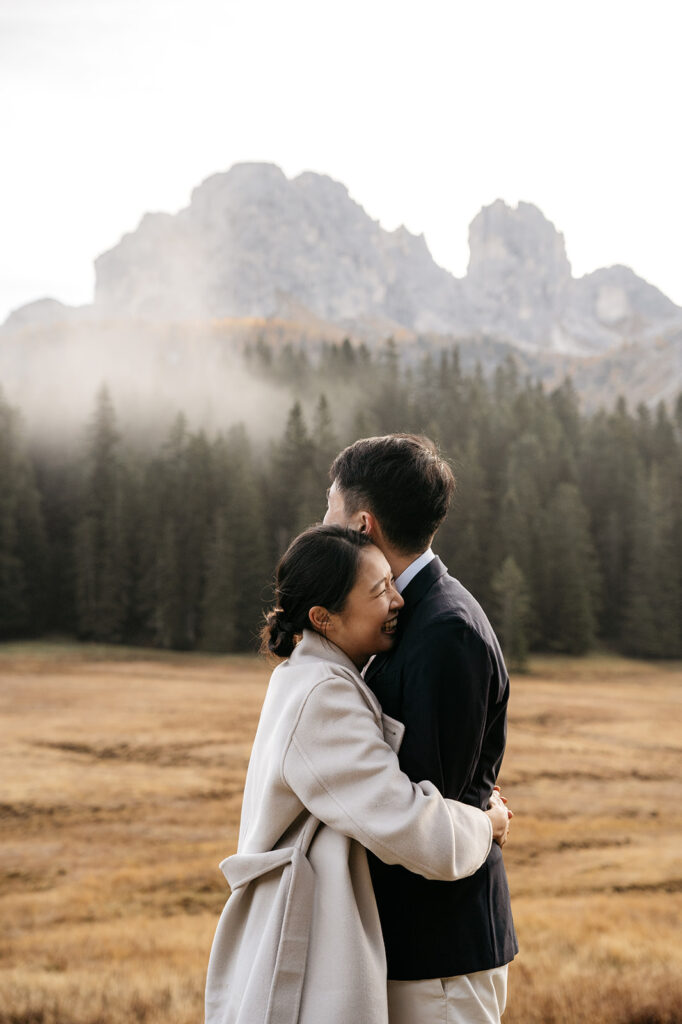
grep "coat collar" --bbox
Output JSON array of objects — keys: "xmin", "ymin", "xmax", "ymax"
[
  {"xmin": 289, "ymin": 629, "xmax": 384, "ymax": 723},
  {"xmin": 290, "ymin": 628, "xmax": 364, "ymax": 677}
]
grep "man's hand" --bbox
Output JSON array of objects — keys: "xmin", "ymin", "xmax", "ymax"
[{"xmin": 486, "ymin": 785, "xmax": 513, "ymax": 847}]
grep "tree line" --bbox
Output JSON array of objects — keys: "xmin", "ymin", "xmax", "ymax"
[{"xmin": 1, "ymin": 339, "xmax": 681, "ymax": 664}]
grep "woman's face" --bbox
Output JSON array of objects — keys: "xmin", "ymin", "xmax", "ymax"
[{"xmin": 323, "ymin": 545, "xmax": 404, "ymax": 669}]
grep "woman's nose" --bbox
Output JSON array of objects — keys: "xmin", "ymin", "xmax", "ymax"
[{"xmin": 391, "ymin": 587, "xmax": 405, "ymax": 610}]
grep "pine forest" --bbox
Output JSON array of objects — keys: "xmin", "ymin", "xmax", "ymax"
[{"xmin": 1, "ymin": 339, "xmax": 681, "ymax": 664}]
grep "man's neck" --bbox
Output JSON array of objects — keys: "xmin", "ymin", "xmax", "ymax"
[
  {"xmin": 373, "ymin": 530, "xmax": 435, "ymax": 583},
  {"xmin": 389, "ymin": 551, "xmax": 423, "ymax": 579},
  {"xmin": 393, "ymin": 548, "xmax": 436, "ymax": 595},
  {"xmin": 388, "ymin": 548, "xmax": 434, "ymax": 584}
]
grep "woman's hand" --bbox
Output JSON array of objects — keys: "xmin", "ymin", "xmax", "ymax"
[{"xmin": 486, "ymin": 785, "xmax": 513, "ymax": 847}]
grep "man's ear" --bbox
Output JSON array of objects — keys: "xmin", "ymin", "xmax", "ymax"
[
  {"xmin": 358, "ymin": 510, "xmax": 375, "ymax": 536},
  {"xmin": 308, "ymin": 605, "xmax": 332, "ymax": 633},
  {"xmin": 360, "ymin": 511, "xmax": 387, "ymax": 545}
]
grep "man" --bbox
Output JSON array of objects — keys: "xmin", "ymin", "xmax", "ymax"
[{"xmin": 323, "ymin": 433, "xmax": 517, "ymax": 1024}]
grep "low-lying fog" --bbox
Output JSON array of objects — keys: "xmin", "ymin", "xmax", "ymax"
[{"xmin": 0, "ymin": 318, "xmax": 301, "ymax": 452}]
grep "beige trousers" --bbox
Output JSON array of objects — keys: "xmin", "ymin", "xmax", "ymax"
[{"xmin": 387, "ymin": 965, "xmax": 508, "ymax": 1024}]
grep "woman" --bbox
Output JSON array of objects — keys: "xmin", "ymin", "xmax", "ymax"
[{"xmin": 205, "ymin": 525, "xmax": 511, "ymax": 1024}]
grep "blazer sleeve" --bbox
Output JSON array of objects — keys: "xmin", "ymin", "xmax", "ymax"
[
  {"xmin": 281, "ymin": 673, "xmax": 493, "ymax": 882},
  {"xmin": 398, "ymin": 616, "xmax": 508, "ymax": 803}
]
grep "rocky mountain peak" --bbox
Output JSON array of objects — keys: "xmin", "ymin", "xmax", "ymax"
[
  {"xmin": 467, "ymin": 200, "xmax": 571, "ymax": 281},
  {"xmin": 92, "ymin": 164, "xmax": 457, "ymax": 329},
  {"xmin": 7, "ymin": 164, "xmax": 680, "ymax": 363},
  {"xmin": 189, "ymin": 161, "xmax": 288, "ymax": 216},
  {"xmin": 465, "ymin": 200, "xmax": 574, "ymax": 347}
]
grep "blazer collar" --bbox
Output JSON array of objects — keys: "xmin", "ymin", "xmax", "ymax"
[
  {"xmin": 400, "ymin": 554, "xmax": 448, "ymax": 613},
  {"xmin": 364, "ymin": 556, "xmax": 449, "ymax": 683}
]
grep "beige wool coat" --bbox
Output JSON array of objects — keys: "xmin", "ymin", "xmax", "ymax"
[{"xmin": 205, "ymin": 629, "xmax": 493, "ymax": 1024}]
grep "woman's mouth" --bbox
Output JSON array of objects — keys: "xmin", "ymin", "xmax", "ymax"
[{"xmin": 382, "ymin": 615, "xmax": 399, "ymax": 635}]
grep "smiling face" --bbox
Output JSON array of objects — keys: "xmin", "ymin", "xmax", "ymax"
[{"xmin": 318, "ymin": 544, "xmax": 404, "ymax": 669}]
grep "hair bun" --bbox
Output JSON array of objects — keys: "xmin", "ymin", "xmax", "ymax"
[
  {"xmin": 265, "ymin": 608, "xmax": 297, "ymax": 658},
  {"xmin": 273, "ymin": 608, "xmax": 294, "ymax": 632}
]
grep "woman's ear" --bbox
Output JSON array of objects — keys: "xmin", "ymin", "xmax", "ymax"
[{"xmin": 308, "ymin": 605, "xmax": 332, "ymax": 633}]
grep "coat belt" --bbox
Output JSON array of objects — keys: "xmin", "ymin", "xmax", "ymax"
[{"xmin": 219, "ymin": 826, "xmax": 318, "ymax": 1024}]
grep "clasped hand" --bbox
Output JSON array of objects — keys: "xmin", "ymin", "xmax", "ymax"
[{"xmin": 486, "ymin": 785, "xmax": 513, "ymax": 847}]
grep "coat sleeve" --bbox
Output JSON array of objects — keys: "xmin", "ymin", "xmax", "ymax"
[{"xmin": 281, "ymin": 674, "xmax": 493, "ymax": 882}]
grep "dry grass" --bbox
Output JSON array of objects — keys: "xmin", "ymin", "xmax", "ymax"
[{"xmin": 1, "ymin": 642, "xmax": 681, "ymax": 1023}]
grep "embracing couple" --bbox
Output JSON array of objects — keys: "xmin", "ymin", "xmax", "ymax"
[{"xmin": 205, "ymin": 434, "xmax": 518, "ymax": 1024}]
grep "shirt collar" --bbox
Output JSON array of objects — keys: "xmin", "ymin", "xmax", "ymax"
[{"xmin": 394, "ymin": 548, "xmax": 435, "ymax": 594}]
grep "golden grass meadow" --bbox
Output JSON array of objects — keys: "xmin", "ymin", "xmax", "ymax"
[{"xmin": 1, "ymin": 643, "xmax": 681, "ymax": 1024}]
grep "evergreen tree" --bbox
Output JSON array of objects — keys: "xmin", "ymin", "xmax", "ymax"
[
  {"xmin": 620, "ymin": 479, "xmax": 658, "ymax": 656},
  {"xmin": 174, "ymin": 430, "xmax": 214, "ymax": 647},
  {"xmin": 74, "ymin": 386, "xmax": 129, "ymax": 641},
  {"xmin": 141, "ymin": 418, "xmax": 216, "ymax": 649},
  {"xmin": 0, "ymin": 390, "xmax": 47, "ymax": 635},
  {"xmin": 118, "ymin": 451, "xmax": 149, "ymax": 643},
  {"xmin": 373, "ymin": 339, "xmax": 406, "ymax": 433},
  {"xmin": 312, "ymin": 393, "xmax": 339, "ymax": 482},
  {"xmin": 549, "ymin": 377, "xmax": 582, "ymax": 457},
  {"xmin": 621, "ymin": 462, "xmax": 681, "ymax": 657},
  {"xmin": 498, "ymin": 432, "xmax": 548, "ymax": 645},
  {"xmin": 152, "ymin": 518, "xmax": 183, "ymax": 648},
  {"xmin": 649, "ymin": 459, "xmax": 682, "ymax": 656},
  {"xmin": 31, "ymin": 449, "xmax": 79, "ymax": 634},
  {"xmin": 200, "ymin": 510, "xmax": 237, "ymax": 651},
  {"xmin": 269, "ymin": 402, "xmax": 318, "ymax": 554},
  {"xmin": 439, "ymin": 434, "xmax": 489, "ymax": 602},
  {"xmin": 221, "ymin": 425, "xmax": 269, "ymax": 649},
  {"xmin": 674, "ymin": 393, "xmax": 682, "ymax": 440},
  {"xmin": 73, "ymin": 516, "xmax": 96, "ymax": 638},
  {"xmin": 540, "ymin": 483, "xmax": 600, "ymax": 654},
  {"xmin": 491, "ymin": 555, "xmax": 531, "ymax": 671},
  {"xmin": 579, "ymin": 405, "xmax": 641, "ymax": 643}
]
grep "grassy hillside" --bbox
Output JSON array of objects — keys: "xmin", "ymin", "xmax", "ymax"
[{"xmin": 1, "ymin": 643, "xmax": 681, "ymax": 1023}]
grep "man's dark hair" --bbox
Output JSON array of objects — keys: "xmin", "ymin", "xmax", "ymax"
[{"xmin": 329, "ymin": 434, "xmax": 455, "ymax": 554}]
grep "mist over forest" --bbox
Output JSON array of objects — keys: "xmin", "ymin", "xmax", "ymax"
[
  {"xmin": 3, "ymin": 164, "xmax": 681, "ymax": 444},
  {"xmin": 2, "ymin": 335, "xmax": 680, "ymax": 662}
]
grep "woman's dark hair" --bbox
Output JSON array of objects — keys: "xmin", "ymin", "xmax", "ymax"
[
  {"xmin": 260, "ymin": 525, "xmax": 373, "ymax": 658},
  {"xmin": 329, "ymin": 433, "xmax": 455, "ymax": 554}
]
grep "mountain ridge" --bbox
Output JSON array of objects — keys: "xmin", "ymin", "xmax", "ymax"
[{"xmin": 5, "ymin": 162, "xmax": 680, "ymax": 359}]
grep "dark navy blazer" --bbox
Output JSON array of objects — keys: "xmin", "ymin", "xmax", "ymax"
[{"xmin": 365, "ymin": 555, "xmax": 518, "ymax": 980}]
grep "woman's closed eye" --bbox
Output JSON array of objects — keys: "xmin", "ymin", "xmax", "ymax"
[{"xmin": 375, "ymin": 576, "xmax": 396, "ymax": 597}]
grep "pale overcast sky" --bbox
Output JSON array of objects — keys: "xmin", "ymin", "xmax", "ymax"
[{"xmin": 1, "ymin": 0, "xmax": 680, "ymax": 322}]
